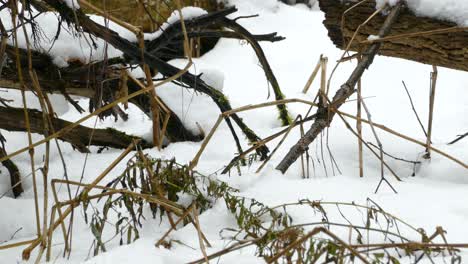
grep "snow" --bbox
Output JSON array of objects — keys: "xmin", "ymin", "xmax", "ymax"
[
  {"xmin": 200, "ymin": 68, "xmax": 225, "ymax": 92},
  {"xmin": 375, "ymin": 0, "xmax": 468, "ymax": 26},
  {"xmin": 1, "ymin": 0, "xmax": 468, "ymax": 263},
  {"xmin": 64, "ymin": 0, "xmax": 80, "ymax": 10},
  {"xmin": 367, "ymin": 34, "xmax": 380, "ymax": 40},
  {"xmin": 146, "ymin": 7, "xmax": 208, "ymax": 41}
]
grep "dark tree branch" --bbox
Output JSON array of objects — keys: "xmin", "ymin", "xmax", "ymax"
[
  {"xmin": 220, "ymin": 17, "xmax": 291, "ymax": 126},
  {"xmin": 0, "ymin": 139, "xmax": 23, "ymax": 197},
  {"xmin": 448, "ymin": 132, "xmax": 468, "ymax": 145}
]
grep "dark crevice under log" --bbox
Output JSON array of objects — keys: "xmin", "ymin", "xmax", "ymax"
[
  {"xmin": 319, "ymin": 0, "xmax": 468, "ymax": 72},
  {"xmin": 0, "ymin": 106, "xmax": 152, "ymax": 151}
]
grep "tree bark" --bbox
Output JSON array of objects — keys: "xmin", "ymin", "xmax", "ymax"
[{"xmin": 319, "ymin": 0, "xmax": 468, "ymax": 72}]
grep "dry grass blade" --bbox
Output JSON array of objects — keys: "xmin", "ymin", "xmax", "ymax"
[
  {"xmin": 357, "ymin": 77, "xmax": 363, "ymax": 177},
  {"xmin": 336, "ymin": 110, "xmax": 467, "ymax": 169},
  {"xmin": 256, "ymin": 115, "xmax": 303, "ymax": 173},
  {"xmin": 10, "ymin": 0, "xmax": 41, "ymax": 238},
  {"xmin": 190, "ymin": 98, "xmax": 320, "ymax": 170},
  {"xmin": 424, "ymin": 65, "xmax": 437, "ymax": 159},
  {"xmin": 192, "ymin": 204, "xmax": 210, "ymax": 263},
  {"xmin": 402, "ymin": 80, "xmax": 428, "ymax": 138},
  {"xmin": 302, "ymin": 55, "xmax": 322, "ymax": 94}
]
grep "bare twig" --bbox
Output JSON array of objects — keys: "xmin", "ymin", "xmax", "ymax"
[
  {"xmin": 448, "ymin": 132, "xmax": 468, "ymax": 145},
  {"xmin": 402, "ymin": 81, "xmax": 428, "ymax": 138}
]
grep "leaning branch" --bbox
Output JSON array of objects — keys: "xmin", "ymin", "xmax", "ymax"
[{"xmin": 276, "ymin": 2, "xmax": 404, "ymax": 173}]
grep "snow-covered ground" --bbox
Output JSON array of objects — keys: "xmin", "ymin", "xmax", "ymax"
[{"xmin": 0, "ymin": 0, "xmax": 467, "ymax": 263}]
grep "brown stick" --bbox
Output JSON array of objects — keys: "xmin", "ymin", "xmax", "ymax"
[{"xmin": 424, "ymin": 65, "xmax": 437, "ymax": 159}]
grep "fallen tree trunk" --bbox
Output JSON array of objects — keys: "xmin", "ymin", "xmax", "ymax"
[
  {"xmin": 319, "ymin": 0, "xmax": 468, "ymax": 72},
  {"xmin": 0, "ymin": 106, "xmax": 152, "ymax": 152}
]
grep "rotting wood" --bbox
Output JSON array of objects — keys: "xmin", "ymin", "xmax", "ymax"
[{"xmin": 319, "ymin": 0, "xmax": 468, "ymax": 72}]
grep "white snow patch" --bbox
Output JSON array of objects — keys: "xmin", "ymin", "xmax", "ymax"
[
  {"xmin": 368, "ymin": 34, "xmax": 380, "ymax": 40},
  {"xmin": 145, "ymin": 7, "xmax": 208, "ymax": 41},
  {"xmin": 376, "ymin": 0, "xmax": 468, "ymax": 26},
  {"xmin": 200, "ymin": 68, "xmax": 225, "ymax": 92},
  {"xmin": 64, "ymin": 0, "xmax": 80, "ymax": 9}
]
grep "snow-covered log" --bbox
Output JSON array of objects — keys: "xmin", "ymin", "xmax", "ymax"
[{"xmin": 319, "ymin": 0, "xmax": 468, "ymax": 72}]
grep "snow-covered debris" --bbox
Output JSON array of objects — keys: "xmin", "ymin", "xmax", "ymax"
[
  {"xmin": 376, "ymin": 0, "xmax": 468, "ymax": 26},
  {"xmin": 0, "ymin": 6, "xmax": 208, "ymax": 67},
  {"xmin": 146, "ymin": 7, "xmax": 208, "ymax": 41}
]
